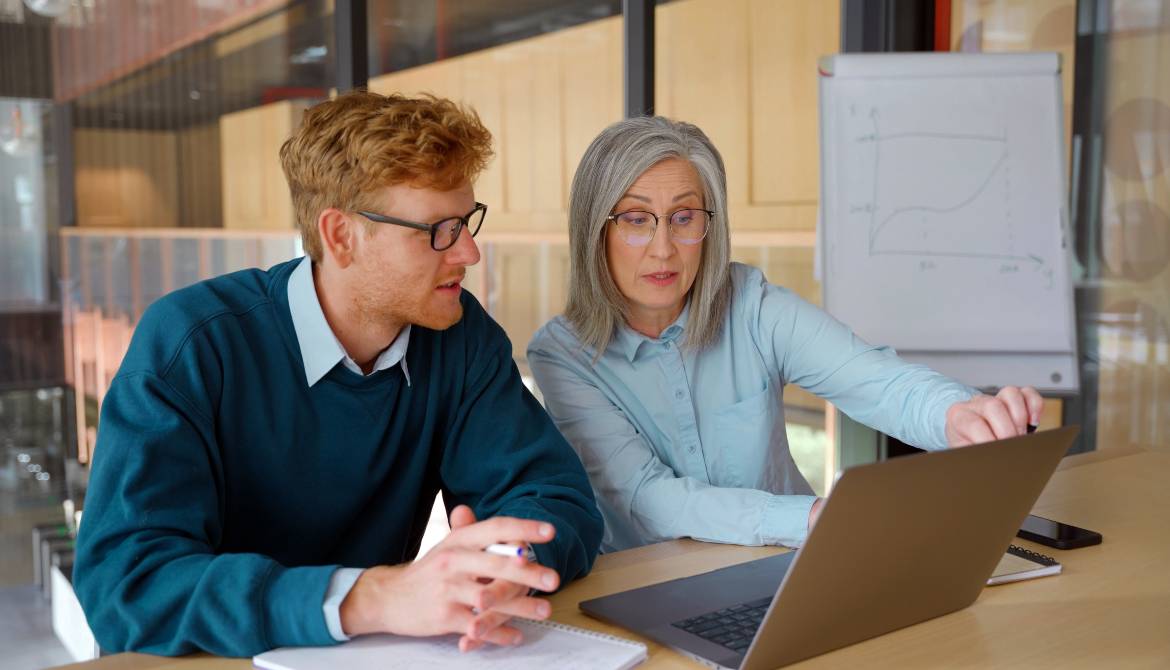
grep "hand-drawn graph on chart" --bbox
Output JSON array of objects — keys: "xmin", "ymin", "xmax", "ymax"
[{"xmin": 845, "ymin": 104, "xmax": 1056, "ymax": 289}]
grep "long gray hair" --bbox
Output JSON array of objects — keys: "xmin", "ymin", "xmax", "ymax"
[{"xmin": 565, "ymin": 116, "xmax": 732, "ymax": 354}]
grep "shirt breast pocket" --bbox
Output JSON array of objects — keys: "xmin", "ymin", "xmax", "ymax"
[{"xmin": 709, "ymin": 378, "xmax": 780, "ymax": 488}]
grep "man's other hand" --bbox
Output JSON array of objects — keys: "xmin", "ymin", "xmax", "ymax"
[
  {"xmin": 338, "ymin": 505, "xmax": 558, "ymax": 651},
  {"xmin": 945, "ymin": 386, "xmax": 1044, "ymax": 447}
]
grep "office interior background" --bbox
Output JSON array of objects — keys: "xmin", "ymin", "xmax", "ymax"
[{"xmin": 0, "ymin": 0, "xmax": 1166, "ymax": 666}]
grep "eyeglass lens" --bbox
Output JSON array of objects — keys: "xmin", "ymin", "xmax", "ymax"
[
  {"xmin": 433, "ymin": 207, "xmax": 486, "ymax": 250},
  {"xmin": 613, "ymin": 209, "xmax": 710, "ymax": 246}
]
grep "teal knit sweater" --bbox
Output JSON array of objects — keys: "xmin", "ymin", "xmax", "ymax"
[{"xmin": 74, "ymin": 259, "xmax": 603, "ymax": 656}]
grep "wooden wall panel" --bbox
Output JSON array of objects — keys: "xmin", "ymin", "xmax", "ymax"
[
  {"xmin": 561, "ymin": 20, "xmax": 624, "ymax": 207},
  {"xmin": 529, "ymin": 42, "xmax": 567, "ymax": 218},
  {"xmin": 75, "ymin": 129, "xmax": 179, "ymax": 228},
  {"xmin": 500, "ymin": 47, "xmax": 539, "ymax": 217},
  {"xmin": 459, "ymin": 57, "xmax": 507, "ymax": 215},
  {"xmin": 177, "ymin": 122, "xmax": 222, "ymax": 228},
  {"xmin": 220, "ymin": 100, "xmax": 305, "ymax": 230},
  {"xmin": 374, "ymin": 56, "xmax": 463, "ymax": 100},
  {"xmin": 657, "ymin": 0, "xmax": 752, "ymax": 208},
  {"xmin": 750, "ymin": 0, "xmax": 839, "ymax": 205}
]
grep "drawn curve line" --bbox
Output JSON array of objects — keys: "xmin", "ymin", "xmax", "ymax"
[
  {"xmin": 866, "ymin": 131, "xmax": 1005, "ymax": 143},
  {"xmin": 869, "ymin": 151, "xmax": 1008, "ymax": 247}
]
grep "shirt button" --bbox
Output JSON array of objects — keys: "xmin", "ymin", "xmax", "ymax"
[
  {"xmin": 689, "ymin": 445, "xmax": 696, "ymax": 453},
  {"xmin": 675, "ymin": 389, "xmax": 685, "ymax": 399}
]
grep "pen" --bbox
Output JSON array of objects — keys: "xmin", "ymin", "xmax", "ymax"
[{"xmin": 485, "ymin": 543, "xmax": 531, "ymax": 559}]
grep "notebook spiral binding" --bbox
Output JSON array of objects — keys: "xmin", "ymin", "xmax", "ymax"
[
  {"xmin": 1007, "ymin": 544, "xmax": 1059, "ymax": 566},
  {"xmin": 521, "ymin": 618, "xmax": 646, "ymax": 649}
]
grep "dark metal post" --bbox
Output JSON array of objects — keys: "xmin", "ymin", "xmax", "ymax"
[
  {"xmin": 334, "ymin": 0, "xmax": 369, "ymax": 91},
  {"xmin": 841, "ymin": 0, "xmax": 881, "ymax": 52},
  {"xmin": 51, "ymin": 103, "xmax": 75, "ymax": 230},
  {"xmin": 841, "ymin": 0, "xmax": 934, "ymax": 53},
  {"xmin": 1062, "ymin": 0, "xmax": 1111, "ymax": 454},
  {"xmin": 623, "ymin": 0, "xmax": 654, "ymax": 117}
]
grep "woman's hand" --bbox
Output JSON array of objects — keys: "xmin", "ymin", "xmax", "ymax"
[{"xmin": 945, "ymin": 386, "xmax": 1044, "ymax": 447}]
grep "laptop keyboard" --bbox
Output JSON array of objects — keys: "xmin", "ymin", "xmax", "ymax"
[{"xmin": 670, "ymin": 596, "xmax": 773, "ymax": 653}]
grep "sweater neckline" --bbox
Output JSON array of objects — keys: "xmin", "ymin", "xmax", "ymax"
[{"xmin": 267, "ymin": 259, "xmax": 410, "ymax": 391}]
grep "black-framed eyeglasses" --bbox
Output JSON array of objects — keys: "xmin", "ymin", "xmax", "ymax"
[
  {"xmin": 357, "ymin": 202, "xmax": 487, "ymax": 251},
  {"xmin": 606, "ymin": 208, "xmax": 714, "ymax": 247}
]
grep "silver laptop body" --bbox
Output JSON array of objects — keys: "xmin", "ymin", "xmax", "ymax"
[{"xmin": 580, "ymin": 426, "xmax": 1079, "ymax": 668}]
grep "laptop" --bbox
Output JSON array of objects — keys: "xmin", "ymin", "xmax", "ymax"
[{"xmin": 580, "ymin": 426, "xmax": 1080, "ymax": 669}]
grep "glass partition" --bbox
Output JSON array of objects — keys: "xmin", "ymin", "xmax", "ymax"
[
  {"xmin": 0, "ymin": 98, "xmax": 51, "ymax": 307},
  {"xmin": 952, "ymin": 0, "xmax": 1170, "ymax": 453}
]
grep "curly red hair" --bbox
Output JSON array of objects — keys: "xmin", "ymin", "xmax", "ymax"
[{"xmin": 279, "ymin": 90, "xmax": 494, "ymax": 261}]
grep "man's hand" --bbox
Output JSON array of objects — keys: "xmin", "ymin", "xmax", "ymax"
[
  {"xmin": 945, "ymin": 386, "xmax": 1044, "ymax": 447},
  {"xmin": 447, "ymin": 506, "xmax": 542, "ymax": 653},
  {"xmin": 338, "ymin": 505, "xmax": 559, "ymax": 652}
]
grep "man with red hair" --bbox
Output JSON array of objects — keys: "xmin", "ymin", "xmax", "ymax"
[{"xmin": 74, "ymin": 91, "xmax": 603, "ymax": 657}]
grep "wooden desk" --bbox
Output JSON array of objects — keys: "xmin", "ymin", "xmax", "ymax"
[{"xmin": 54, "ymin": 447, "xmax": 1170, "ymax": 669}]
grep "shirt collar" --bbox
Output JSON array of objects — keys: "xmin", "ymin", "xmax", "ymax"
[
  {"xmin": 614, "ymin": 301, "xmax": 690, "ymax": 363},
  {"xmin": 286, "ymin": 256, "xmax": 412, "ymax": 387}
]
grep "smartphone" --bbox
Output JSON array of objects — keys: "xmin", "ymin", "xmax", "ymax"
[{"xmin": 1017, "ymin": 514, "xmax": 1102, "ymax": 549}]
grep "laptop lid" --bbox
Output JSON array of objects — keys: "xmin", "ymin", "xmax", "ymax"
[
  {"xmin": 739, "ymin": 425, "xmax": 1079, "ymax": 669},
  {"xmin": 580, "ymin": 427, "xmax": 1079, "ymax": 669}
]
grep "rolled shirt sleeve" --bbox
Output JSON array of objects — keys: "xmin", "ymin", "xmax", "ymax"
[
  {"xmin": 749, "ymin": 271, "xmax": 978, "ymax": 451},
  {"xmin": 322, "ymin": 568, "xmax": 364, "ymax": 642}
]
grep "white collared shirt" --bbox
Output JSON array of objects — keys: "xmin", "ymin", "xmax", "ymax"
[{"xmin": 286, "ymin": 255, "xmax": 411, "ymax": 387}]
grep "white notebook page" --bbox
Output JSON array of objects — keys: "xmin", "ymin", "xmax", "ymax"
[{"xmin": 253, "ymin": 619, "xmax": 647, "ymax": 670}]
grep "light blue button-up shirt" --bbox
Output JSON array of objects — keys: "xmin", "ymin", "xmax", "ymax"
[
  {"xmin": 527, "ymin": 262, "xmax": 977, "ymax": 553},
  {"xmin": 288, "ymin": 255, "xmax": 412, "ymax": 641}
]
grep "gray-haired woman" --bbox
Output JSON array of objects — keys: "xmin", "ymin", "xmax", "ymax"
[{"xmin": 527, "ymin": 116, "xmax": 1044, "ymax": 553}]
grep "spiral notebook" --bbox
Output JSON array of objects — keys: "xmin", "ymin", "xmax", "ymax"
[
  {"xmin": 987, "ymin": 544, "xmax": 1062, "ymax": 586},
  {"xmin": 252, "ymin": 618, "xmax": 647, "ymax": 670}
]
